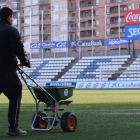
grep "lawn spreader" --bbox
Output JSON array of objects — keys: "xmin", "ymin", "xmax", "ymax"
[{"xmin": 17, "ymin": 66, "xmax": 77, "ymax": 132}]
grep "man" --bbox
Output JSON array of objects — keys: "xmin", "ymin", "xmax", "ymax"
[{"xmin": 0, "ymin": 7, "xmax": 30, "ymax": 136}]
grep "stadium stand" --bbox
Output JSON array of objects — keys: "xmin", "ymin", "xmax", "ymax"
[
  {"xmin": 17, "ymin": 57, "xmax": 75, "ymax": 81},
  {"xmin": 118, "ymin": 55, "xmax": 140, "ymax": 80},
  {"xmin": 58, "ymin": 55, "xmax": 131, "ymax": 81}
]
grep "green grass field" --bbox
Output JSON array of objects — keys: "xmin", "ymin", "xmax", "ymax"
[{"xmin": 1, "ymin": 89, "xmax": 140, "ymax": 140}]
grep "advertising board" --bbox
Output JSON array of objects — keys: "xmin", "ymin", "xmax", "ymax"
[
  {"xmin": 125, "ymin": 24, "xmax": 140, "ymax": 40},
  {"xmin": 69, "ymin": 39, "xmax": 105, "ymax": 47},
  {"xmin": 109, "ymin": 81, "xmax": 140, "ymax": 88},
  {"xmin": 75, "ymin": 82, "xmax": 109, "ymax": 88},
  {"xmin": 30, "ymin": 41, "xmax": 69, "ymax": 49},
  {"xmin": 105, "ymin": 38, "xmax": 133, "ymax": 46},
  {"xmin": 125, "ymin": 10, "xmax": 140, "ymax": 25}
]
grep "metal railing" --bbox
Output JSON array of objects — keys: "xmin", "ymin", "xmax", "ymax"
[
  {"xmin": 107, "ymin": 31, "xmax": 125, "ymax": 35},
  {"xmin": 12, "ymin": 7, "xmax": 20, "ymax": 10},
  {"xmin": 68, "ymin": 27, "xmax": 76, "ymax": 32},
  {"xmin": 68, "ymin": 17, "xmax": 76, "ymax": 21},
  {"xmin": 107, "ymin": 0, "xmax": 130, "ymax": 4},
  {"xmin": 39, "ymin": 0, "xmax": 51, "ymax": 4},
  {"xmin": 68, "ymin": 6, "xmax": 76, "ymax": 11},
  {"xmin": 40, "ymin": 30, "xmax": 51, "ymax": 35},
  {"xmin": 40, "ymin": 10, "xmax": 50, "ymax": 14},
  {"xmin": 80, "ymin": 2, "xmax": 98, "ymax": 7},
  {"xmin": 40, "ymin": 20, "xmax": 51, "ymax": 24}
]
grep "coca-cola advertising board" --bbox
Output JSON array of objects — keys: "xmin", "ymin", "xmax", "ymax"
[{"xmin": 125, "ymin": 10, "xmax": 140, "ymax": 25}]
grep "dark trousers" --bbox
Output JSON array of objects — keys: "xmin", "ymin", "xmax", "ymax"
[{"xmin": 0, "ymin": 72, "xmax": 22, "ymax": 128}]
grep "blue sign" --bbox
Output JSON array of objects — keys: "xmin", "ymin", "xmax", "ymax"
[
  {"xmin": 125, "ymin": 24, "xmax": 140, "ymax": 40},
  {"xmin": 105, "ymin": 38, "xmax": 133, "ymax": 46},
  {"xmin": 46, "ymin": 82, "xmax": 76, "ymax": 88},
  {"xmin": 69, "ymin": 39, "xmax": 105, "ymax": 47},
  {"xmin": 30, "ymin": 41, "xmax": 69, "ymax": 49}
]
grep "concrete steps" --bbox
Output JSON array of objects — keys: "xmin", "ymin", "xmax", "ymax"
[{"xmin": 108, "ymin": 57, "xmax": 137, "ymax": 80}]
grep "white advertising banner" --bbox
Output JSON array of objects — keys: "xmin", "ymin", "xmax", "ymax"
[
  {"xmin": 76, "ymin": 82, "xmax": 109, "ymax": 89},
  {"xmin": 109, "ymin": 81, "xmax": 140, "ymax": 88}
]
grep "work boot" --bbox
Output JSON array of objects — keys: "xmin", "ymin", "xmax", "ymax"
[{"xmin": 6, "ymin": 127, "xmax": 27, "ymax": 136}]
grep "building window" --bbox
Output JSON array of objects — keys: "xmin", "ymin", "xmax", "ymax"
[
  {"xmin": 25, "ymin": 18, "xmax": 30, "ymax": 25},
  {"xmin": 24, "ymin": 9, "xmax": 31, "ymax": 15},
  {"xmin": 52, "ymin": 25, "xmax": 59, "ymax": 32},
  {"xmin": 96, "ymin": 20, "xmax": 99, "ymax": 26},
  {"xmin": 32, "ymin": 0, "xmax": 38, "ymax": 4},
  {"xmin": 25, "ymin": 0, "xmax": 31, "ymax": 5},
  {"xmin": 32, "ymin": 38, "xmax": 38, "ymax": 42},
  {"xmin": 60, "ymin": 24, "xmax": 67, "ymax": 31},
  {"xmin": 72, "ymin": 34, "xmax": 75, "ymax": 40},
  {"xmin": 96, "ymin": 31, "xmax": 99, "ymax": 36},
  {"xmin": 24, "ymin": 38, "xmax": 30, "ymax": 43},
  {"xmin": 59, "ymin": 35, "xmax": 67, "ymax": 41},
  {"xmin": 12, "ymin": 3, "xmax": 20, "ymax": 9},
  {"xmin": 25, "ymin": 28, "xmax": 30, "ymax": 35},
  {"xmin": 52, "ymin": 36, "xmax": 59, "ymax": 41},
  {"xmin": 52, "ymin": 15, "xmax": 59, "ymax": 21},
  {"xmin": 107, "ymin": 8, "xmax": 110, "ymax": 14},
  {"xmin": 128, "ymin": 5, "xmax": 131, "ymax": 10},
  {"xmin": 32, "ymin": 17, "xmax": 38, "ymax": 24},
  {"xmin": 13, "ymin": 19, "xmax": 18, "ymax": 26},
  {"xmin": 107, "ymin": 19, "xmax": 110, "ymax": 24},
  {"xmin": 60, "ymin": 14, "xmax": 66, "ymax": 20},
  {"xmin": 32, "ymin": 27, "xmax": 38, "ymax": 34},
  {"xmin": 52, "ymin": 5, "xmax": 58, "ymax": 11},
  {"xmin": 59, "ymin": 3, "xmax": 66, "ymax": 10},
  {"xmin": 32, "ymin": 7, "xmax": 38, "ymax": 14}
]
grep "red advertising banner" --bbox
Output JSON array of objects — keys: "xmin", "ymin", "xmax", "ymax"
[{"xmin": 125, "ymin": 10, "xmax": 140, "ymax": 25}]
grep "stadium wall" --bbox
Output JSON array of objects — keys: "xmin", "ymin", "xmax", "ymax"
[
  {"xmin": 27, "ymin": 49, "xmax": 140, "ymax": 59},
  {"xmin": 22, "ymin": 80, "xmax": 140, "ymax": 89}
]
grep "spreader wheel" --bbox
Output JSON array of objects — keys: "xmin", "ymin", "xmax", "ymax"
[
  {"xmin": 60, "ymin": 112, "xmax": 77, "ymax": 132},
  {"xmin": 31, "ymin": 111, "xmax": 48, "ymax": 129}
]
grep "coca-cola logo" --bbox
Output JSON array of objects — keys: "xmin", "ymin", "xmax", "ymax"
[{"xmin": 126, "ymin": 12, "xmax": 140, "ymax": 23}]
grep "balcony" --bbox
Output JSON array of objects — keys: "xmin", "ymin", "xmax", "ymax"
[
  {"xmin": 40, "ymin": 10, "xmax": 50, "ymax": 15},
  {"xmin": 40, "ymin": 20, "xmax": 51, "ymax": 24},
  {"xmin": 80, "ymin": 24, "xmax": 98, "ymax": 31},
  {"xmin": 0, "ymin": 0, "xmax": 6, "ymax": 3},
  {"xmin": 39, "ymin": 0, "xmax": 51, "ymax": 4},
  {"xmin": 80, "ymin": 2, "xmax": 98, "ymax": 7},
  {"xmin": 12, "ymin": 0, "xmax": 20, "ymax": 2},
  {"xmin": 21, "ymin": 23, "xmax": 30, "ymax": 27},
  {"xmin": 13, "ymin": 14, "xmax": 18, "ymax": 18},
  {"xmin": 68, "ymin": 6, "xmax": 76, "ymax": 11},
  {"xmin": 68, "ymin": 38, "xmax": 76, "ymax": 41},
  {"xmin": 41, "ymin": 30, "xmax": 51, "ymax": 35},
  {"xmin": 68, "ymin": 27, "xmax": 76, "ymax": 32},
  {"xmin": 68, "ymin": 17, "xmax": 76, "ymax": 22},
  {"xmin": 80, "ymin": 34, "xmax": 92, "ymax": 37},
  {"xmin": 107, "ymin": 0, "xmax": 130, "ymax": 4},
  {"xmin": 107, "ymin": 18, "xmax": 125, "ymax": 28},
  {"xmin": 12, "ymin": 7, "xmax": 20, "ymax": 10},
  {"xmin": 80, "ymin": 11, "xmax": 98, "ymax": 18},
  {"xmin": 107, "ymin": 5, "xmax": 128, "ymax": 15},
  {"xmin": 43, "ymin": 39, "xmax": 51, "ymax": 42},
  {"xmin": 107, "ymin": 31, "xmax": 125, "ymax": 35}
]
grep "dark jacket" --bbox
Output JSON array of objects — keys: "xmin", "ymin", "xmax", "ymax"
[{"xmin": 0, "ymin": 19, "xmax": 29, "ymax": 72}]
